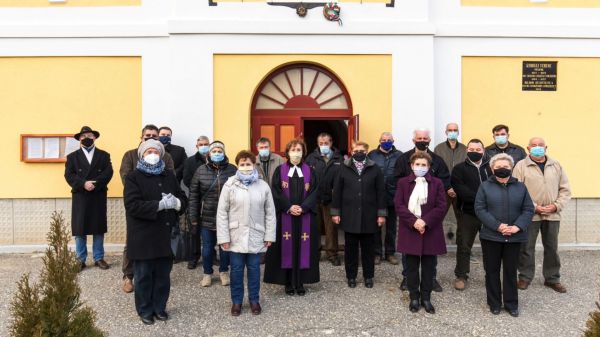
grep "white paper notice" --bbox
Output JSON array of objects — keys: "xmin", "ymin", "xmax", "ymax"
[
  {"xmin": 44, "ymin": 137, "xmax": 60, "ymax": 159},
  {"xmin": 65, "ymin": 137, "xmax": 80, "ymax": 156},
  {"xmin": 27, "ymin": 138, "xmax": 44, "ymax": 159}
]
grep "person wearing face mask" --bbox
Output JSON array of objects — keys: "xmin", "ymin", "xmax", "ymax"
[
  {"xmin": 475, "ymin": 153, "xmax": 534, "ymax": 317},
  {"xmin": 394, "ymin": 128, "xmax": 451, "ymax": 292},
  {"xmin": 513, "ymin": 137, "xmax": 571, "ymax": 293},
  {"xmin": 189, "ymin": 141, "xmax": 237, "ymax": 287},
  {"xmin": 255, "ymin": 137, "xmax": 284, "ymax": 188},
  {"xmin": 65, "ymin": 126, "xmax": 114, "ymax": 272},
  {"xmin": 484, "ymin": 124, "xmax": 527, "ymax": 164},
  {"xmin": 450, "ymin": 139, "xmax": 492, "ymax": 290},
  {"xmin": 264, "ymin": 139, "xmax": 320, "ymax": 296},
  {"xmin": 124, "ymin": 139, "xmax": 187, "ymax": 325},
  {"xmin": 119, "ymin": 124, "xmax": 175, "ymax": 294},
  {"xmin": 368, "ymin": 132, "xmax": 402, "ymax": 266},
  {"xmin": 305, "ymin": 133, "xmax": 344, "ymax": 266},
  {"xmin": 395, "ymin": 152, "xmax": 447, "ymax": 314},
  {"xmin": 216, "ymin": 150, "xmax": 276, "ymax": 316},
  {"xmin": 158, "ymin": 126, "xmax": 188, "ymax": 184},
  {"xmin": 331, "ymin": 141, "xmax": 387, "ymax": 289},
  {"xmin": 182, "ymin": 135, "xmax": 210, "ymax": 270}
]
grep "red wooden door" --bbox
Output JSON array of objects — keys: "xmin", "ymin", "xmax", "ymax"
[
  {"xmin": 251, "ymin": 116, "xmax": 302, "ymax": 155},
  {"xmin": 347, "ymin": 114, "xmax": 359, "ymax": 154}
]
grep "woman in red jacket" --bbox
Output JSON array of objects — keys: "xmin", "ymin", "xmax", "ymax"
[{"xmin": 395, "ymin": 152, "xmax": 447, "ymax": 314}]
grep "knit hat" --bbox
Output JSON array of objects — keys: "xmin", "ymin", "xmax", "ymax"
[
  {"xmin": 138, "ymin": 139, "xmax": 165, "ymax": 159},
  {"xmin": 209, "ymin": 141, "xmax": 225, "ymax": 152}
]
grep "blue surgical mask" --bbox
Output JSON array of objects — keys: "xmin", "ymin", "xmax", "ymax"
[
  {"xmin": 380, "ymin": 140, "xmax": 394, "ymax": 151},
  {"xmin": 258, "ymin": 149, "xmax": 270, "ymax": 158},
  {"xmin": 198, "ymin": 145, "xmax": 209, "ymax": 155},
  {"xmin": 210, "ymin": 152, "xmax": 224, "ymax": 163},
  {"xmin": 447, "ymin": 131, "xmax": 459, "ymax": 141},
  {"xmin": 530, "ymin": 146, "xmax": 545, "ymax": 157},
  {"xmin": 320, "ymin": 146, "xmax": 331, "ymax": 155},
  {"xmin": 159, "ymin": 136, "xmax": 171, "ymax": 145},
  {"xmin": 495, "ymin": 135, "xmax": 508, "ymax": 145},
  {"xmin": 413, "ymin": 166, "xmax": 429, "ymax": 177}
]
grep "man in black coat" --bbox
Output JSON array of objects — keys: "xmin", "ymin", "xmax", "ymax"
[
  {"xmin": 484, "ymin": 124, "xmax": 527, "ymax": 164},
  {"xmin": 305, "ymin": 132, "xmax": 344, "ymax": 266},
  {"xmin": 64, "ymin": 126, "xmax": 114, "ymax": 271},
  {"xmin": 159, "ymin": 126, "xmax": 188, "ymax": 184},
  {"xmin": 451, "ymin": 139, "xmax": 492, "ymax": 291},
  {"xmin": 393, "ymin": 128, "xmax": 451, "ymax": 292}
]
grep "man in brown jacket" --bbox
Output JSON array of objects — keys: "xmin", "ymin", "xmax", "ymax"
[
  {"xmin": 119, "ymin": 124, "xmax": 175, "ymax": 293},
  {"xmin": 513, "ymin": 137, "xmax": 571, "ymax": 293}
]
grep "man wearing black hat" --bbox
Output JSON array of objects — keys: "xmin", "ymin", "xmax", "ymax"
[{"xmin": 65, "ymin": 126, "xmax": 114, "ymax": 272}]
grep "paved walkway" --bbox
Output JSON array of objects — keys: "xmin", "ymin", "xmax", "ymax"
[{"xmin": 0, "ymin": 251, "xmax": 598, "ymax": 337}]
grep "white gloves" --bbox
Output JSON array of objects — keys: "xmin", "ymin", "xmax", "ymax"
[{"xmin": 157, "ymin": 193, "xmax": 181, "ymax": 212}]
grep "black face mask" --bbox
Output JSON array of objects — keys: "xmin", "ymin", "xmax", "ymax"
[
  {"xmin": 415, "ymin": 141, "xmax": 429, "ymax": 151},
  {"xmin": 352, "ymin": 152, "xmax": 367, "ymax": 162},
  {"xmin": 467, "ymin": 152, "xmax": 483, "ymax": 162},
  {"xmin": 494, "ymin": 167, "xmax": 512, "ymax": 178},
  {"xmin": 81, "ymin": 138, "xmax": 94, "ymax": 148}
]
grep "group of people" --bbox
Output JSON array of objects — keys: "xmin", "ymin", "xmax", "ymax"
[{"xmin": 64, "ymin": 122, "xmax": 571, "ymax": 324}]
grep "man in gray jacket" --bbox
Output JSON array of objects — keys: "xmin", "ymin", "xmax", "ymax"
[{"xmin": 255, "ymin": 137, "xmax": 285, "ymax": 188}]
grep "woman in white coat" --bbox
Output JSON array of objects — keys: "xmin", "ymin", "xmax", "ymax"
[{"xmin": 217, "ymin": 150, "xmax": 276, "ymax": 316}]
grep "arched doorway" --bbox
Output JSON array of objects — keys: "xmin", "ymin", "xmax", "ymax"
[{"xmin": 251, "ymin": 63, "xmax": 357, "ymax": 156}]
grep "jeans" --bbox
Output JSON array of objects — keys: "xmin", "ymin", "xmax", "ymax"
[
  {"xmin": 201, "ymin": 228, "xmax": 230, "ymax": 274},
  {"xmin": 133, "ymin": 257, "xmax": 173, "ymax": 317},
  {"xmin": 74, "ymin": 234, "xmax": 104, "ymax": 263},
  {"xmin": 229, "ymin": 252, "xmax": 262, "ymax": 305}
]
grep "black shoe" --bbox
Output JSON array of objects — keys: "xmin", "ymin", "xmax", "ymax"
[
  {"xmin": 400, "ymin": 278, "xmax": 408, "ymax": 291},
  {"xmin": 296, "ymin": 285, "xmax": 306, "ymax": 296},
  {"xmin": 364, "ymin": 278, "xmax": 374, "ymax": 288},
  {"xmin": 187, "ymin": 260, "xmax": 198, "ymax": 270},
  {"xmin": 348, "ymin": 278, "xmax": 357, "ymax": 288},
  {"xmin": 285, "ymin": 284, "xmax": 295, "ymax": 296},
  {"xmin": 490, "ymin": 307, "xmax": 501, "ymax": 315},
  {"xmin": 506, "ymin": 308, "xmax": 519, "ymax": 317},
  {"xmin": 432, "ymin": 279, "xmax": 443, "ymax": 292},
  {"xmin": 140, "ymin": 315, "xmax": 155, "ymax": 325},
  {"xmin": 421, "ymin": 300, "xmax": 435, "ymax": 314},
  {"xmin": 155, "ymin": 311, "xmax": 168, "ymax": 321},
  {"xmin": 79, "ymin": 262, "xmax": 86, "ymax": 272},
  {"xmin": 409, "ymin": 300, "xmax": 420, "ymax": 313},
  {"xmin": 331, "ymin": 256, "xmax": 341, "ymax": 266}
]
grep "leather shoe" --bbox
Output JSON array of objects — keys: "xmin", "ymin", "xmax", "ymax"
[
  {"xmin": 140, "ymin": 315, "xmax": 155, "ymax": 325},
  {"xmin": 544, "ymin": 282, "xmax": 567, "ymax": 293},
  {"xmin": 285, "ymin": 284, "xmax": 295, "ymax": 296},
  {"xmin": 409, "ymin": 300, "xmax": 420, "ymax": 313},
  {"xmin": 386, "ymin": 255, "xmax": 400, "ymax": 265},
  {"xmin": 250, "ymin": 302, "xmax": 262, "ymax": 315},
  {"xmin": 94, "ymin": 259, "xmax": 109, "ymax": 270},
  {"xmin": 506, "ymin": 308, "xmax": 519, "ymax": 317},
  {"xmin": 348, "ymin": 278, "xmax": 357, "ymax": 288},
  {"xmin": 296, "ymin": 285, "xmax": 306, "ymax": 296},
  {"xmin": 155, "ymin": 311, "xmax": 168, "ymax": 321},
  {"xmin": 187, "ymin": 260, "xmax": 198, "ymax": 270},
  {"xmin": 79, "ymin": 262, "xmax": 86, "ymax": 272},
  {"xmin": 432, "ymin": 279, "xmax": 443, "ymax": 292},
  {"xmin": 517, "ymin": 279, "xmax": 530, "ymax": 290},
  {"xmin": 400, "ymin": 278, "xmax": 408, "ymax": 291},
  {"xmin": 364, "ymin": 278, "xmax": 374, "ymax": 288},
  {"xmin": 122, "ymin": 277, "xmax": 134, "ymax": 293},
  {"xmin": 330, "ymin": 256, "xmax": 341, "ymax": 266},
  {"xmin": 421, "ymin": 300, "xmax": 435, "ymax": 314},
  {"xmin": 231, "ymin": 304, "xmax": 242, "ymax": 316},
  {"xmin": 490, "ymin": 307, "xmax": 501, "ymax": 315}
]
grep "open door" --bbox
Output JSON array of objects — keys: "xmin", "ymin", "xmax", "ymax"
[{"xmin": 347, "ymin": 114, "xmax": 359, "ymax": 154}]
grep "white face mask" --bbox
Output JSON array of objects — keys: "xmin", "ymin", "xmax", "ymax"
[
  {"xmin": 144, "ymin": 153, "xmax": 160, "ymax": 165},
  {"xmin": 289, "ymin": 152, "xmax": 303, "ymax": 165},
  {"xmin": 238, "ymin": 168, "xmax": 254, "ymax": 176}
]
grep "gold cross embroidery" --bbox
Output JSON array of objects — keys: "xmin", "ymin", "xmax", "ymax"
[
  {"xmin": 283, "ymin": 231, "xmax": 291, "ymax": 240},
  {"xmin": 301, "ymin": 232, "xmax": 309, "ymax": 241}
]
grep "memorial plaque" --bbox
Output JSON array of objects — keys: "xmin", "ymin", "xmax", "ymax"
[{"xmin": 522, "ymin": 61, "xmax": 557, "ymax": 91}]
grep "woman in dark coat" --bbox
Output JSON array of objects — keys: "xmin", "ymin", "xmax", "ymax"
[
  {"xmin": 475, "ymin": 153, "xmax": 534, "ymax": 317},
  {"xmin": 264, "ymin": 139, "xmax": 319, "ymax": 296},
  {"xmin": 188, "ymin": 141, "xmax": 237, "ymax": 287},
  {"xmin": 395, "ymin": 152, "xmax": 447, "ymax": 314},
  {"xmin": 331, "ymin": 141, "xmax": 387, "ymax": 288},
  {"xmin": 124, "ymin": 139, "xmax": 187, "ymax": 325}
]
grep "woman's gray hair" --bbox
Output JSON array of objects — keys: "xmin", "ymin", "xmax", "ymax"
[{"xmin": 490, "ymin": 153, "xmax": 514, "ymax": 169}]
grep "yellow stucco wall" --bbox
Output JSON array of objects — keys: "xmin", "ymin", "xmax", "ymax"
[
  {"xmin": 215, "ymin": 0, "xmax": 388, "ymax": 3},
  {"xmin": 0, "ymin": 0, "xmax": 139, "ymax": 7},
  {"xmin": 462, "ymin": 56, "xmax": 599, "ymax": 198},
  {"xmin": 462, "ymin": 0, "xmax": 600, "ymax": 7},
  {"xmin": 0, "ymin": 56, "xmax": 142, "ymax": 198},
  {"xmin": 213, "ymin": 54, "xmax": 392, "ymax": 156}
]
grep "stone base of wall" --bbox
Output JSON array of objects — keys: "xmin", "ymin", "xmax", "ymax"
[{"xmin": 0, "ymin": 198, "xmax": 596, "ymax": 245}]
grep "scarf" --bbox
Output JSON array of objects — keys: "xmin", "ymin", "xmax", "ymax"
[
  {"xmin": 408, "ymin": 177, "xmax": 428, "ymax": 218},
  {"xmin": 353, "ymin": 159, "xmax": 366, "ymax": 175},
  {"xmin": 136, "ymin": 158, "xmax": 165, "ymax": 175},
  {"xmin": 236, "ymin": 169, "xmax": 259, "ymax": 186}
]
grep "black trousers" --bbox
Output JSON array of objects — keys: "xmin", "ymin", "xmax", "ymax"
[
  {"xmin": 454, "ymin": 212, "xmax": 482, "ymax": 279},
  {"xmin": 375, "ymin": 205, "xmax": 397, "ymax": 258},
  {"xmin": 122, "ymin": 244, "xmax": 134, "ymax": 280},
  {"xmin": 344, "ymin": 232, "xmax": 376, "ymax": 280},
  {"xmin": 405, "ymin": 254, "xmax": 435, "ymax": 301},
  {"xmin": 133, "ymin": 257, "xmax": 173, "ymax": 318},
  {"xmin": 480, "ymin": 239, "xmax": 520, "ymax": 311}
]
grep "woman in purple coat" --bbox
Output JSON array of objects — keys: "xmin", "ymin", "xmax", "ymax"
[{"xmin": 395, "ymin": 152, "xmax": 447, "ymax": 314}]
